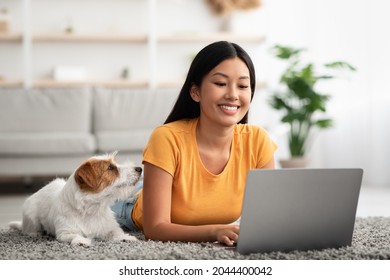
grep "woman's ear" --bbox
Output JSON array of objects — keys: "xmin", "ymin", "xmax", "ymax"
[{"xmin": 190, "ymin": 85, "xmax": 200, "ymax": 102}]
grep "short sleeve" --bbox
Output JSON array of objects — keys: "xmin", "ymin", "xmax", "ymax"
[
  {"xmin": 255, "ymin": 126, "xmax": 278, "ymax": 168},
  {"xmin": 142, "ymin": 126, "xmax": 179, "ymax": 176}
]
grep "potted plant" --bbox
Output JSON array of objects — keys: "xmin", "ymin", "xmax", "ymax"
[{"xmin": 269, "ymin": 45, "xmax": 356, "ymax": 168}]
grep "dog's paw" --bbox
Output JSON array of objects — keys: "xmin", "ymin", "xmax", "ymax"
[
  {"xmin": 70, "ymin": 236, "xmax": 92, "ymax": 247},
  {"xmin": 114, "ymin": 234, "xmax": 138, "ymax": 242},
  {"xmin": 9, "ymin": 221, "xmax": 22, "ymax": 231}
]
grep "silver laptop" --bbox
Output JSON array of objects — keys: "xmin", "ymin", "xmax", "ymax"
[{"xmin": 236, "ymin": 168, "xmax": 363, "ymax": 254}]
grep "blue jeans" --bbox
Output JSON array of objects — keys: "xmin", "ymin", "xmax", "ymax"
[{"xmin": 111, "ymin": 179, "xmax": 143, "ymax": 232}]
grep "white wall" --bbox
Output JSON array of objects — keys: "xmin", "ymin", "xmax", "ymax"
[{"xmin": 251, "ymin": 0, "xmax": 390, "ymax": 187}]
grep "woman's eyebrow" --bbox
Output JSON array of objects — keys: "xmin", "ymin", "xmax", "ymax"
[
  {"xmin": 211, "ymin": 72, "xmax": 250, "ymax": 80},
  {"xmin": 211, "ymin": 72, "xmax": 229, "ymax": 78}
]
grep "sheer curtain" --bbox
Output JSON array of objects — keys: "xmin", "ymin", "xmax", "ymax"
[{"xmin": 251, "ymin": 0, "xmax": 390, "ymax": 187}]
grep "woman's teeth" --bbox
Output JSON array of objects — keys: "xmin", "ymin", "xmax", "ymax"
[{"xmin": 220, "ymin": 105, "xmax": 238, "ymax": 111}]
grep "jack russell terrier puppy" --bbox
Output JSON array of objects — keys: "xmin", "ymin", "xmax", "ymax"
[{"xmin": 9, "ymin": 152, "xmax": 141, "ymax": 246}]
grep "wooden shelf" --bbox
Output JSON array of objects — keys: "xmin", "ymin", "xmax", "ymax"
[
  {"xmin": 31, "ymin": 79, "xmax": 149, "ymax": 89},
  {"xmin": 0, "ymin": 80, "xmax": 23, "ymax": 88},
  {"xmin": 0, "ymin": 33, "xmax": 23, "ymax": 42},
  {"xmin": 32, "ymin": 33, "xmax": 148, "ymax": 43},
  {"xmin": 28, "ymin": 32, "xmax": 266, "ymax": 44},
  {"xmin": 158, "ymin": 32, "xmax": 266, "ymax": 43},
  {"xmin": 256, "ymin": 81, "xmax": 267, "ymax": 90}
]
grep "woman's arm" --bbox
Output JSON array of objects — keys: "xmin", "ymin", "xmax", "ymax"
[
  {"xmin": 142, "ymin": 162, "xmax": 239, "ymax": 246},
  {"xmin": 262, "ymin": 157, "xmax": 275, "ymax": 169}
]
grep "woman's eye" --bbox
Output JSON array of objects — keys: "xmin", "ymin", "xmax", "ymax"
[
  {"xmin": 214, "ymin": 82, "xmax": 226, "ymax": 87},
  {"xmin": 239, "ymin": 85, "xmax": 249, "ymax": 89}
]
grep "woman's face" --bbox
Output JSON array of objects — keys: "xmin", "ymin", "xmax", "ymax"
[{"xmin": 191, "ymin": 57, "xmax": 252, "ymax": 127}]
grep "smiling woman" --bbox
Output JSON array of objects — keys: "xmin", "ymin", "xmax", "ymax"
[
  {"xmin": 189, "ymin": 57, "xmax": 252, "ymax": 128},
  {"xmin": 111, "ymin": 41, "xmax": 277, "ymax": 246}
]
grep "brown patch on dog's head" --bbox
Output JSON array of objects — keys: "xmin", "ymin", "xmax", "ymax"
[{"xmin": 74, "ymin": 158, "xmax": 120, "ymax": 193}]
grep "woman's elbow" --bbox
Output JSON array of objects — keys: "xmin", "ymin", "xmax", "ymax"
[{"xmin": 143, "ymin": 223, "xmax": 166, "ymax": 241}]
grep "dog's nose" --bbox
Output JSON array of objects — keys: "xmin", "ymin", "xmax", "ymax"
[{"xmin": 134, "ymin": 167, "xmax": 142, "ymax": 174}]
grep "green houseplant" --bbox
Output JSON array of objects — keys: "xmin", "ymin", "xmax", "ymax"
[{"xmin": 269, "ymin": 45, "xmax": 356, "ymax": 167}]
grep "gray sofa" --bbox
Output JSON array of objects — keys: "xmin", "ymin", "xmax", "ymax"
[{"xmin": 0, "ymin": 87, "xmax": 177, "ymax": 179}]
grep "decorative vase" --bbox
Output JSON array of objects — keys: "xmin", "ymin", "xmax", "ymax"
[
  {"xmin": 0, "ymin": 8, "xmax": 10, "ymax": 33},
  {"xmin": 279, "ymin": 157, "xmax": 309, "ymax": 168}
]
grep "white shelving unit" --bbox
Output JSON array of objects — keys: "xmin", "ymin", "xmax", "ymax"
[{"xmin": 0, "ymin": 0, "xmax": 266, "ymax": 90}]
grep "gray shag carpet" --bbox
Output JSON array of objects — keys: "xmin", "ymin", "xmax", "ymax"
[{"xmin": 1, "ymin": 217, "xmax": 389, "ymax": 260}]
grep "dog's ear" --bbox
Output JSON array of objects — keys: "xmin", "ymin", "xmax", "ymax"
[
  {"xmin": 110, "ymin": 151, "xmax": 118, "ymax": 160},
  {"xmin": 74, "ymin": 162, "xmax": 99, "ymax": 192}
]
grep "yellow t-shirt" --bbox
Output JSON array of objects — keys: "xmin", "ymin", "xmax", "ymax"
[{"xmin": 132, "ymin": 118, "xmax": 277, "ymax": 230}]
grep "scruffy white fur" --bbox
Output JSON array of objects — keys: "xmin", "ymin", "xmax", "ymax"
[{"xmin": 9, "ymin": 152, "xmax": 141, "ymax": 246}]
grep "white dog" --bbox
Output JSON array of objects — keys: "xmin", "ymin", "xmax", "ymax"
[{"xmin": 9, "ymin": 152, "xmax": 141, "ymax": 246}]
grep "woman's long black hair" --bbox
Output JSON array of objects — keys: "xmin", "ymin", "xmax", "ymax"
[{"xmin": 164, "ymin": 41, "xmax": 256, "ymax": 124}]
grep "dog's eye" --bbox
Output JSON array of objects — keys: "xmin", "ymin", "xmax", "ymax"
[{"xmin": 108, "ymin": 164, "xmax": 116, "ymax": 171}]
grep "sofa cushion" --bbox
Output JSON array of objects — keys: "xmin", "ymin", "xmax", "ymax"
[
  {"xmin": 0, "ymin": 88, "xmax": 93, "ymax": 133},
  {"xmin": 0, "ymin": 132, "xmax": 95, "ymax": 156},
  {"xmin": 95, "ymin": 130, "xmax": 152, "ymax": 152},
  {"xmin": 93, "ymin": 88, "xmax": 177, "ymax": 152},
  {"xmin": 0, "ymin": 88, "xmax": 96, "ymax": 156}
]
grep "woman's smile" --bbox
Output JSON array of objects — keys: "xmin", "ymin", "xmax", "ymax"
[{"xmin": 219, "ymin": 104, "xmax": 240, "ymax": 115}]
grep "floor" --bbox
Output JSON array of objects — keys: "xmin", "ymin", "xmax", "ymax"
[{"xmin": 0, "ymin": 182, "xmax": 389, "ymax": 228}]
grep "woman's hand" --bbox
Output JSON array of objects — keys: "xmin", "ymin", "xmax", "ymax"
[{"xmin": 214, "ymin": 225, "xmax": 240, "ymax": 246}]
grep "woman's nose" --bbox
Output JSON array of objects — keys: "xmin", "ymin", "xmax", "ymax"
[{"xmin": 225, "ymin": 85, "xmax": 239, "ymax": 100}]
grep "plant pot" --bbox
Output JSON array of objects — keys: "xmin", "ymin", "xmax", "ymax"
[{"xmin": 279, "ymin": 157, "xmax": 309, "ymax": 168}]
